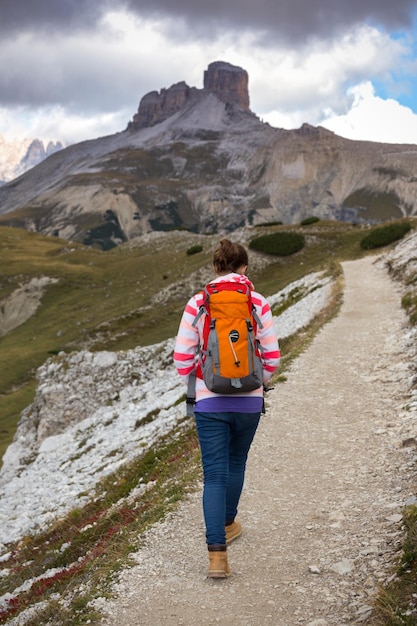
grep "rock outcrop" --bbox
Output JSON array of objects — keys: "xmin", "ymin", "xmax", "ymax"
[
  {"xmin": 129, "ymin": 61, "xmax": 250, "ymax": 129},
  {"xmin": 129, "ymin": 81, "xmax": 200, "ymax": 129},
  {"xmin": 203, "ymin": 61, "xmax": 249, "ymax": 111},
  {"xmin": 0, "ymin": 276, "xmax": 58, "ymax": 336}
]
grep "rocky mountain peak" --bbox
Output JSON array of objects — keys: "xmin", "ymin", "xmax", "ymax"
[
  {"xmin": 129, "ymin": 81, "xmax": 200, "ymax": 129},
  {"xmin": 129, "ymin": 61, "xmax": 250, "ymax": 130},
  {"xmin": 203, "ymin": 61, "xmax": 249, "ymax": 111},
  {"xmin": 0, "ymin": 136, "xmax": 63, "ymax": 185}
]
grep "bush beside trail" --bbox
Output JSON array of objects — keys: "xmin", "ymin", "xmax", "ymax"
[
  {"xmin": 249, "ymin": 231, "xmax": 305, "ymax": 256},
  {"xmin": 300, "ymin": 216, "xmax": 320, "ymax": 226},
  {"xmin": 186, "ymin": 245, "xmax": 203, "ymax": 256},
  {"xmin": 360, "ymin": 221, "xmax": 411, "ymax": 250}
]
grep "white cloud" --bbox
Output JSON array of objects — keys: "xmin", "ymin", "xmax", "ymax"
[
  {"xmin": 254, "ymin": 24, "xmax": 406, "ymax": 119},
  {"xmin": 0, "ymin": 104, "xmax": 129, "ymax": 144},
  {"xmin": 320, "ymin": 81, "xmax": 417, "ymax": 144}
]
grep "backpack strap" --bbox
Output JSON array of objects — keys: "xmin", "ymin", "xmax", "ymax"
[
  {"xmin": 252, "ymin": 304, "xmax": 263, "ymax": 330},
  {"xmin": 186, "ymin": 378, "xmax": 196, "ymax": 416},
  {"xmin": 191, "ymin": 305, "xmax": 206, "ymax": 328},
  {"xmin": 186, "ymin": 293, "xmax": 207, "ymax": 417}
]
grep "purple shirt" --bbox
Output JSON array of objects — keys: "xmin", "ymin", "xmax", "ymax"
[{"xmin": 195, "ymin": 395, "xmax": 263, "ymax": 414}]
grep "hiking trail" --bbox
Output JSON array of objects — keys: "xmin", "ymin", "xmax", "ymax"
[{"xmin": 99, "ymin": 255, "xmax": 414, "ymax": 626}]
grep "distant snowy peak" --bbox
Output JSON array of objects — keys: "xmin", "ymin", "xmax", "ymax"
[{"xmin": 0, "ymin": 135, "xmax": 63, "ymax": 185}]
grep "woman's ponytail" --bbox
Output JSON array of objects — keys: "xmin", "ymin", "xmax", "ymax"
[{"xmin": 213, "ymin": 238, "xmax": 248, "ymax": 274}]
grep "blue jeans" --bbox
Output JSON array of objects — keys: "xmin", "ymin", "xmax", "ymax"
[{"xmin": 194, "ymin": 411, "xmax": 261, "ymax": 546}]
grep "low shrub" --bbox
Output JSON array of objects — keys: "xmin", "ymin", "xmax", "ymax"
[
  {"xmin": 249, "ymin": 232, "xmax": 305, "ymax": 256},
  {"xmin": 300, "ymin": 216, "xmax": 320, "ymax": 226},
  {"xmin": 255, "ymin": 221, "xmax": 283, "ymax": 227},
  {"xmin": 402, "ymin": 291, "xmax": 417, "ymax": 325},
  {"xmin": 360, "ymin": 222, "xmax": 411, "ymax": 250},
  {"xmin": 186, "ymin": 244, "xmax": 203, "ymax": 256}
]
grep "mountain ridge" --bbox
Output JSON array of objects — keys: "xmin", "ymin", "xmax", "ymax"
[{"xmin": 0, "ymin": 61, "xmax": 417, "ymax": 249}]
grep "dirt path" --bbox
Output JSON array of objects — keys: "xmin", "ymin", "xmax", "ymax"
[{"xmin": 100, "ymin": 255, "xmax": 414, "ymax": 626}]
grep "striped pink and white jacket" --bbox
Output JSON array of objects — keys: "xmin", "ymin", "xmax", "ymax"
[{"xmin": 173, "ymin": 273, "xmax": 280, "ymax": 404}]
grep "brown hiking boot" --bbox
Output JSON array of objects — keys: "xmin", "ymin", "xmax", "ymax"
[
  {"xmin": 207, "ymin": 546, "xmax": 231, "ymax": 579},
  {"xmin": 225, "ymin": 520, "xmax": 242, "ymax": 544}
]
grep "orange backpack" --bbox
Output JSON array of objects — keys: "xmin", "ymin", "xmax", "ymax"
[{"xmin": 190, "ymin": 281, "xmax": 264, "ymax": 395}]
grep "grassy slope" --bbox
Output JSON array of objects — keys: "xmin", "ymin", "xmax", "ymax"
[
  {"xmin": 0, "ymin": 218, "xmax": 416, "ymax": 624},
  {"xmin": 0, "ymin": 227, "xmax": 212, "ymax": 457},
  {"xmin": 0, "ymin": 221, "xmax": 371, "ymax": 459}
]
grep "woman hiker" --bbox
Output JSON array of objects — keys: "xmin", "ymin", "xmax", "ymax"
[{"xmin": 174, "ymin": 238, "xmax": 280, "ymax": 578}]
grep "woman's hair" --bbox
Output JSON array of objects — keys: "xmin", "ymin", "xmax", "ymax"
[{"xmin": 212, "ymin": 238, "xmax": 248, "ymax": 274}]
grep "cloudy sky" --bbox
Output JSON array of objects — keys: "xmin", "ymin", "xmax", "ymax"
[{"xmin": 1, "ymin": 0, "xmax": 417, "ymax": 146}]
